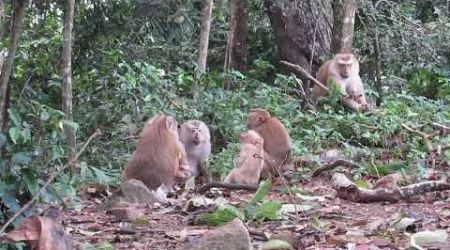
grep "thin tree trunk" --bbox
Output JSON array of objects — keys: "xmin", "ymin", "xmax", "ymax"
[
  {"xmin": 373, "ymin": 0, "xmax": 382, "ymax": 106},
  {"xmin": 197, "ymin": 0, "xmax": 213, "ymax": 77},
  {"xmin": 62, "ymin": 0, "xmax": 77, "ymax": 168},
  {"xmin": 0, "ymin": 0, "xmax": 5, "ymax": 38},
  {"xmin": 331, "ymin": 0, "xmax": 357, "ymax": 53},
  {"xmin": 224, "ymin": 0, "xmax": 248, "ymax": 90},
  {"xmin": 373, "ymin": 26, "xmax": 382, "ymax": 106},
  {"xmin": 0, "ymin": 0, "xmax": 25, "ymax": 132}
]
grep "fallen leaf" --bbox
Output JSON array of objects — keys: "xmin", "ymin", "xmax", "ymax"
[
  {"xmin": 2, "ymin": 216, "xmax": 78, "ymax": 250},
  {"xmin": 261, "ymin": 239, "xmax": 293, "ymax": 250},
  {"xmin": 410, "ymin": 230, "xmax": 448, "ymax": 249}
]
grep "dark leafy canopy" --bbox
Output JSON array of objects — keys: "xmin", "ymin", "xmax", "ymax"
[{"xmin": 0, "ymin": 0, "xmax": 449, "ymax": 243}]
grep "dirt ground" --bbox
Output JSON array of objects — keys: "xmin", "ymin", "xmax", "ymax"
[{"xmin": 63, "ymin": 176, "xmax": 450, "ymax": 250}]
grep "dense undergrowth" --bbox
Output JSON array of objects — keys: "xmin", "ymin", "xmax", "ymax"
[{"xmin": 1, "ymin": 2, "xmax": 450, "ymax": 248}]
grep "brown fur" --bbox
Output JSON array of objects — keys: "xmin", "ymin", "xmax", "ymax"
[
  {"xmin": 179, "ymin": 120, "xmax": 212, "ymax": 178},
  {"xmin": 313, "ymin": 53, "xmax": 371, "ymax": 112},
  {"xmin": 224, "ymin": 130, "xmax": 265, "ymax": 185},
  {"xmin": 122, "ymin": 115, "xmax": 190, "ymax": 192},
  {"xmin": 247, "ymin": 109, "xmax": 292, "ymax": 177}
]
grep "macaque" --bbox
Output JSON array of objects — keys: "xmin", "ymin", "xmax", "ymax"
[
  {"xmin": 313, "ymin": 53, "xmax": 371, "ymax": 112},
  {"xmin": 247, "ymin": 109, "xmax": 293, "ymax": 177},
  {"xmin": 179, "ymin": 120, "xmax": 212, "ymax": 178},
  {"xmin": 224, "ymin": 130, "xmax": 265, "ymax": 185},
  {"xmin": 122, "ymin": 115, "xmax": 191, "ymax": 192}
]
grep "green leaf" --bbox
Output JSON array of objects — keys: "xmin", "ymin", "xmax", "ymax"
[
  {"xmin": 11, "ymin": 152, "xmax": 31, "ymax": 165},
  {"xmin": 9, "ymin": 108, "xmax": 22, "ymax": 127},
  {"xmin": 21, "ymin": 128, "xmax": 31, "ymax": 143},
  {"xmin": 254, "ymin": 201, "xmax": 282, "ymax": 221},
  {"xmin": 40, "ymin": 110, "xmax": 50, "ymax": 121},
  {"xmin": 394, "ymin": 217, "xmax": 417, "ymax": 231},
  {"xmin": 61, "ymin": 120, "xmax": 79, "ymax": 132},
  {"xmin": 9, "ymin": 127, "xmax": 21, "ymax": 144},
  {"xmin": 261, "ymin": 239, "xmax": 293, "ymax": 250},
  {"xmin": 249, "ymin": 179, "xmax": 270, "ymax": 205},
  {"xmin": 2, "ymin": 190, "xmax": 20, "ymax": 212},
  {"xmin": 0, "ymin": 133, "xmax": 7, "ymax": 148},
  {"xmin": 195, "ymin": 204, "xmax": 244, "ymax": 227},
  {"xmin": 281, "ymin": 204, "xmax": 314, "ymax": 214},
  {"xmin": 354, "ymin": 179, "xmax": 371, "ymax": 189},
  {"xmin": 410, "ymin": 230, "xmax": 448, "ymax": 249},
  {"xmin": 90, "ymin": 166, "xmax": 115, "ymax": 184}
]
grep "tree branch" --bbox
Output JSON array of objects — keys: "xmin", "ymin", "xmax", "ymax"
[{"xmin": 280, "ymin": 60, "xmax": 329, "ymax": 93}]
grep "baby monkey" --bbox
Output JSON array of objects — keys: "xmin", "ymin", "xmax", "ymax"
[{"xmin": 224, "ymin": 130, "xmax": 265, "ymax": 185}]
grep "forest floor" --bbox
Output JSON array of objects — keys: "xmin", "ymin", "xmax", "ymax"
[{"xmin": 62, "ymin": 174, "xmax": 450, "ymax": 250}]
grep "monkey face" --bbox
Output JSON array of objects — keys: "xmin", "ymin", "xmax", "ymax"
[
  {"xmin": 338, "ymin": 63, "xmax": 352, "ymax": 78},
  {"xmin": 247, "ymin": 110, "xmax": 268, "ymax": 129},
  {"xmin": 181, "ymin": 123, "xmax": 206, "ymax": 145}
]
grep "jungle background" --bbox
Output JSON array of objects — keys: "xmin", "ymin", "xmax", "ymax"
[{"xmin": 0, "ymin": 0, "xmax": 449, "ymax": 249}]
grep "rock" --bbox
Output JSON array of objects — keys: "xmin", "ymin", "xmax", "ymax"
[
  {"xmin": 105, "ymin": 179, "xmax": 169, "ymax": 218},
  {"xmin": 120, "ymin": 179, "xmax": 168, "ymax": 204},
  {"xmin": 188, "ymin": 218, "xmax": 253, "ymax": 250}
]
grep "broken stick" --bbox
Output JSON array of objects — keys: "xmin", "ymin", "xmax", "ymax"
[
  {"xmin": 312, "ymin": 159, "xmax": 361, "ymax": 177},
  {"xmin": 280, "ymin": 60, "xmax": 329, "ymax": 93}
]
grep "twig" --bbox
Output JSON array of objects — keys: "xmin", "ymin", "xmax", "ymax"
[
  {"xmin": 280, "ymin": 61, "xmax": 329, "ymax": 93},
  {"xmin": 0, "ymin": 130, "xmax": 101, "ymax": 234},
  {"xmin": 401, "ymin": 123, "xmax": 450, "ymax": 152},
  {"xmin": 432, "ymin": 123, "xmax": 450, "ymax": 132},
  {"xmin": 312, "ymin": 159, "xmax": 361, "ymax": 177},
  {"xmin": 197, "ymin": 181, "xmax": 258, "ymax": 194}
]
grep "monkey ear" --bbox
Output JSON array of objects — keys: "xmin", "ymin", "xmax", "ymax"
[{"xmin": 165, "ymin": 117, "xmax": 175, "ymax": 130}]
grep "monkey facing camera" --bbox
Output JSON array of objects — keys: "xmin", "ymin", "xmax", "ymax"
[
  {"xmin": 179, "ymin": 120, "xmax": 212, "ymax": 181},
  {"xmin": 313, "ymin": 53, "xmax": 372, "ymax": 112}
]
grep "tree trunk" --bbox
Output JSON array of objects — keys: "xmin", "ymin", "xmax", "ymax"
[
  {"xmin": 331, "ymin": 0, "xmax": 357, "ymax": 53},
  {"xmin": 62, "ymin": 0, "xmax": 77, "ymax": 167},
  {"xmin": 0, "ymin": 0, "xmax": 25, "ymax": 132},
  {"xmin": 197, "ymin": 0, "xmax": 213, "ymax": 77},
  {"xmin": 265, "ymin": 0, "xmax": 332, "ymax": 105},
  {"xmin": 265, "ymin": 0, "xmax": 332, "ymax": 72},
  {"xmin": 224, "ymin": 0, "xmax": 248, "ymax": 90}
]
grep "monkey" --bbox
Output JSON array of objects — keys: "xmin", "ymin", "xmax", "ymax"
[
  {"xmin": 179, "ymin": 120, "xmax": 212, "ymax": 179},
  {"xmin": 313, "ymin": 53, "xmax": 371, "ymax": 112},
  {"xmin": 122, "ymin": 115, "xmax": 191, "ymax": 192},
  {"xmin": 224, "ymin": 130, "xmax": 265, "ymax": 185},
  {"xmin": 247, "ymin": 109, "xmax": 293, "ymax": 177}
]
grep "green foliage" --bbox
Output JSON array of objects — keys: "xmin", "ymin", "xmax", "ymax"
[
  {"xmin": 195, "ymin": 180, "xmax": 282, "ymax": 226},
  {"xmin": 407, "ymin": 68, "xmax": 450, "ymax": 101}
]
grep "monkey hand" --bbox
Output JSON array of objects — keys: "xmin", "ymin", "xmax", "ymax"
[
  {"xmin": 176, "ymin": 164, "xmax": 192, "ymax": 179},
  {"xmin": 360, "ymin": 102, "xmax": 373, "ymax": 112}
]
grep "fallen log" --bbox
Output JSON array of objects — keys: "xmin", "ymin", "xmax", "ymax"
[{"xmin": 331, "ymin": 173, "xmax": 450, "ymax": 203}]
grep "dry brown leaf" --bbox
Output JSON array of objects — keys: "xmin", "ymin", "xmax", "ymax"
[{"xmin": 2, "ymin": 216, "xmax": 78, "ymax": 250}]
